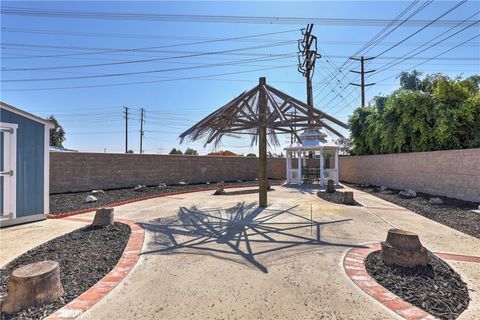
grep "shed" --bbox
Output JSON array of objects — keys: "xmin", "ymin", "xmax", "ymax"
[{"xmin": 1, "ymin": 102, "xmax": 54, "ymax": 227}]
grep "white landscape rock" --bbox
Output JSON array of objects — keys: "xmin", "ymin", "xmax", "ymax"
[
  {"xmin": 91, "ymin": 189, "xmax": 105, "ymax": 194},
  {"xmin": 158, "ymin": 183, "xmax": 167, "ymax": 188},
  {"xmin": 237, "ymin": 180, "xmax": 243, "ymax": 183},
  {"xmin": 178, "ymin": 181, "xmax": 188, "ymax": 185},
  {"xmin": 429, "ymin": 197, "xmax": 443, "ymax": 205},
  {"xmin": 399, "ymin": 189, "xmax": 417, "ymax": 198},
  {"xmin": 85, "ymin": 195, "xmax": 98, "ymax": 203},
  {"xmin": 206, "ymin": 182, "xmax": 211, "ymax": 185},
  {"xmin": 134, "ymin": 185, "xmax": 147, "ymax": 192}
]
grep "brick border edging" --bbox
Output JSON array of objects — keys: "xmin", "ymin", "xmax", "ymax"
[
  {"xmin": 47, "ymin": 181, "xmax": 285, "ymax": 219},
  {"xmin": 344, "ymin": 243, "xmax": 480, "ymax": 320},
  {"xmin": 45, "ymin": 217, "xmax": 145, "ymax": 320}
]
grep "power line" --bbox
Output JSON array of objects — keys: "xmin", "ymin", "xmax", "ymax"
[
  {"xmin": 374, "ymin": 0, "xmax": 468, "ymax": 58},
  {"xmin": 369, "ymin": 33, "xmax": 480, "ymax": 86},
  {"xmin": 1, "ymin": 53, "xmax": 297, "ymax": 82},
  {"xmin": 313, "ymin": 1, "xmax": 431, "ymax": 110},
  {"xmin": 1, "ymin": 64, "xmax": 296, "ymax": 92},
  {"xmin": 1, "ymin": 41, "xmax": 297, "ymax": 71},
  {"xmin": 3, "ymin": 27, "xmax": 476, "ymax": 48},
  {"xmin": 369, "ymin": 14, "xmax": 480, "ymax": 76},
  {"xmin": 2, "ymin": 7, "xmax": 474, "ymax": 27}
]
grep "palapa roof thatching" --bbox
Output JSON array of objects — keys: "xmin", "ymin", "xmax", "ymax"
[{"xmin": 179, "ymin": 78, "xmax": 349, "ymax": 147}]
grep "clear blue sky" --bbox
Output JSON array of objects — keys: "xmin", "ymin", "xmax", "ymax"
[{"xmin": 1, "ymin": 1, "xmax": 479, "ymax": 154}]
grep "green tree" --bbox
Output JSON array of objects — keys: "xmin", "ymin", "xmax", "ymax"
[
  {"xmin": 399, "ymin": 70, "xmax": 423, "ymax": 91},
  {"xmin": 184, "ymin": 148, "xmax": 198, "ymax": 155},
  {"xmin": 349, "ymin": 72, "xmax": 480, "ymax": 155},
  {"xmin": 46, "ymin": 115, "xmax": 65, "ymax": 148},
  {"xmin": 335, "ymin": 138, "xmax": 354, "ymax": 155},
  {"xmin": 169, "ymin": 148, "xmax": 183, "ymax": 155}
]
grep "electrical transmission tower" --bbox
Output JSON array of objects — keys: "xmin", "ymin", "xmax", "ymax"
[
  {"xmin": 139, "ymin": 107, "xmax": 145, "ymax": 154},
  {"xmin": 297, "ymin": 23, "xmax": 321, "ymax": 123},
  {"xmin": 349, "ymin": 56, "xmax": 375, "ymax": 107}
]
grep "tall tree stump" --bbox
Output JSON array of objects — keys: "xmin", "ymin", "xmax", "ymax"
[
  {"xmin": 343, "ymin": 191, "xmax": 355, "ymax": 205},
  {"xmin": 326, "ymin": 179, "xmax": 335, "ymax": 193},
  {"xmin": 1, "ymin": 261, "xmax": 64, "ymax": 314},
  {"xmin": 381, "ymin": 229, "xmax": 429, "ymax": 268},
  {"xmin": 92, "ymin": 207, "xmax": 114, "ymax": 226},
  {"xmin": 214, "ymin": 181, "xmax": 225, "ymax": 195}
]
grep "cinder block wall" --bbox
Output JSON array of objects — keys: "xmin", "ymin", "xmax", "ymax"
[
  {"xmin": 339, "ymin": 148, "xmax": 480, "ymax": 202},
  {"xmin": 50, "ymin": 152, "xmax": 286, "ymax": 193}
]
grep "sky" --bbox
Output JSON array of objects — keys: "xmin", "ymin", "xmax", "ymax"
[{"xmin": 1, "ymin": 0, "xmax": 479, "ymax": 155}]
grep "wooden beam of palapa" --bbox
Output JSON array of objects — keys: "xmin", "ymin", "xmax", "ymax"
[
  {"xmin": 265, "ymin": 84, "xmax": 349, "ymax": 129},
  {"xmin": 264, "ymin": 86, "xmax": 302, "ymax": 143}
]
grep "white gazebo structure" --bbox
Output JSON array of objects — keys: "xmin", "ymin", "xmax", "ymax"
[{"xmin": 285, "ymin": 129, "xmax": 340, "ymax": 186}]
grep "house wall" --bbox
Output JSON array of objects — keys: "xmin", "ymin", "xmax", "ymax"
[
  {"xmin": 339, "ymin": 148, "xmax": 480, "ymax": 202},
  {"xmin": 0, "ymin": 109, "xmax": 45, "ymax": 216},
  {"xmin": 50, "ymin": 152, "xmax": 286, "ymax": 193}
]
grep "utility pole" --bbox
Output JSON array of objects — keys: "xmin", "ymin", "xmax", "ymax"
[
  {"xmin": 139, "ymin": 108, "xmax": 145, "ymax": 154},
  {"xmin": 349, "ymin": 56, "xmax": 375, "ymax": 107},
  {"xmin": 123, "ymin": 106, "xmax": 129, "ymax": 153},
  {"xmin": 297, "ymin": 24, "xmax": 321, "ymax": 123}
]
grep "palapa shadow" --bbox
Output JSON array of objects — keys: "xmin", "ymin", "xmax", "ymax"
[{"xmin": 139, "ymin": 202, "xmax": 364, "ymax": 273}]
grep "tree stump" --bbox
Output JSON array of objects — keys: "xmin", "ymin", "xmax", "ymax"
[
  {"xmin": 1, "ymin": 261, "xmax": 64, "ymax": 314},
  {"xmin": 214, "ymin": 181, "xmax": 225, "ymax": 195},
  {"xmin": 343, "ymin": 191, "xmax": 355, "ymax": 205},
  {"xmin": 326, "ymin": 179, "xmax": 335, "ymax": 193},
  {"xmin": 381, "ymin": 229, "xmax": 429, "ymax": 268},
  {"xmin": 92, "ymin": 207, "xmax": 114, "ymax": 226}
]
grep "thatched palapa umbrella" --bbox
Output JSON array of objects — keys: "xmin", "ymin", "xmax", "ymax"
[{"xmin": 180, "ymin": 77, "xmax": 348, "ymax": 207}]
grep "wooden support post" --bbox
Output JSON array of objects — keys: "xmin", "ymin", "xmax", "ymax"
[{"xmin": 258, "ymin": 77, "xmax": 268, "ymax": 207}]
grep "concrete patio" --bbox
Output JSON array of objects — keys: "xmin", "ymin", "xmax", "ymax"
[{"xmin": 1, "ymin": 185, "xmax": 479, "ymax": 320}]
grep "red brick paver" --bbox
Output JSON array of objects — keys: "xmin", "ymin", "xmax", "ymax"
[
  {"xmin": 343, "ymin": 242, "xmax": 480, "ymax": 320},
  {"xmin": 45, "ymin": 218, "xmax": 145, "ymax": 320}
]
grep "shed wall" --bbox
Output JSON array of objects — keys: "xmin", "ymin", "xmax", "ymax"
[{"xmin": 0, "ymin": 109, "xmax": 44, "ymax": 216}]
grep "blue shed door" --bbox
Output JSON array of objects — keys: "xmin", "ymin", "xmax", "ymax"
[{"xmin": 0, "ymin": 122, "xmax": 17, "ymax": 221}]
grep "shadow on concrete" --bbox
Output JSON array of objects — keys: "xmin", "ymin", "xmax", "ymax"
[
  {"xmin": 281, "ymin": 183, "xmax": 345, "ymax": 195},
  {"xmin": 139, "ymin": 201, "xmax": 364, "ymax": 273},
  {"xmin": 220, "ymin": 188, "xmax": 275, "ymax": 196}
]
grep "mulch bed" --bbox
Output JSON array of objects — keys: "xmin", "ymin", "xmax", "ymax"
[
  {"xmin": 316, "ymin": 191, "xmax": 359, "ymax": 206},
  {"xmin": 365, "ymin": 250, "xmax": 470, "ymax": 320},
  {"xmin": 0, "ymin": 223, "xmax": 130, "ymax": 320},
  {"xmin": 344, "ymin": 183, "xmax": 480, "ymax": 239},
  {"xmin": 50, "ymin": 180, "xmax": 283, "ymax": 215}
]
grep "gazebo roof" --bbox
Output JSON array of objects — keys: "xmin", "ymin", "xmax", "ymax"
[
  {"xmin": 179, "ymin": 79, "xmax": 349, "ymax": 147},
  {"xmin": 285, "ymin": 128, "xmax": 339, "ymax": 151}
]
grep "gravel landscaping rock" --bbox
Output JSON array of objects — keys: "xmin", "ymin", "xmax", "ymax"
[
  {"xmin": 0, "ymin": 223, "xmax": 130, "ymax": 320},
  {"xmin": 133, "ymin": 185, "xmax": 147, "ymax": 192},
  {"xmin": 399, "ymin": 189, "xmax": 417, "ymax": 198},
  {"xmin": 345, "ymin": 183, "xmax": 480, "ymax": 239},
  {"xmin": 85, "ymin": 195, "xmax": 97, "ymax": 203},
  {"xmin": 316, "ymin": 191, "xmax": 359, "ymax": 206},
  {"xmin": 429, "ymin": 197, "xmax": 444, "ymax": 205},
  {"xmin": 365, "ymin": 250, "xmax": 470, "ymax": 320},
  {"xmin": 50, "ymin": 180, "xmax": 284, "ymax": 215}
]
